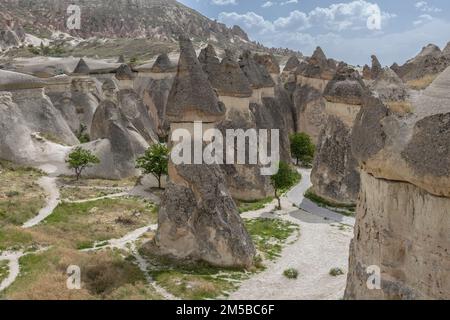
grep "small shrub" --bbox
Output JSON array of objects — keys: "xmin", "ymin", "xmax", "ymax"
[
  {"xmin": 329, "ymin": 267, "xmax": 345, "ymax": 277},
  {"xmin": 283, "ymin": 268, "xmax": 299, "ymax": 279},
  {"xmin": 5, "ymin": 191, "xmax": 20, "ymax": 197}
]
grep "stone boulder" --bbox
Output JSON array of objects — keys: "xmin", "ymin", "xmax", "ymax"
[{"xmin": 345, "ymin": 67, "xmax": 450, "ymax": 300}]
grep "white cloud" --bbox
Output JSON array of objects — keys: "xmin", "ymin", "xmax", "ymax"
[
  {"xmin": 262, "ymin": 1, "xmax": 275, "ymax": 8},
  {"xmin": 413, "ymin": 14, "xmax": 433, "ymax": 25},
  {"xmin": 211, "ymin": 0, "xmax": 237, "ymax": 6},
  {"xmin": 281, "ymin": 0, "xmax": 298, "ymax": 5},
  {"xmin": 415, "ymin": 1, "xmax": 442, "ymax": 13},
  {"xmin": 219, "ymin": 0, "xmax": 395, "ymax": 34}
]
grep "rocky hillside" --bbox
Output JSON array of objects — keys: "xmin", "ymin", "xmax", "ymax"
[{"xmin": 0, "ymin": 0, "xmax": 298, "ymax": 57}]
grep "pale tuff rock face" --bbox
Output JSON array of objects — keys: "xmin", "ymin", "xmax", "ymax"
[
  {"xmin": 155, "ymin": 36, "xmax": 255, "ymax": 268},
  {"xmin": 90, "ymin": 80, "xmax": 149, "ymax": 179},
  {"xmin": 0, "ymin": 70, "xmax": 78, "ymax": 146},
  {"xmin": 311, "ymin": 116, "xmax": 360, "ymax": 204},
  {"xmin": 71, "ymin": 77, "xmax": 100, "ymax": 135},
  {"xmin": 291, "ymin": 47, "xmax": 337, "ymax": 144},
  {"xmin": 346, "ymin": 68, "xmax": 450, "ymax": 300},
  {"xmin": 114, "ymin": 65, "xmax": 159, "ymax": 143},
  {"xmin": 311, "ymin": 66, "xmax": 365, "ymax": 204},
  {"xmin": 345, "ymin": 171, "xmax": 450, "ymax": 300},
  {"xmin": 134, "ymin": 53, "xmax": 177, "ymax": 138}
]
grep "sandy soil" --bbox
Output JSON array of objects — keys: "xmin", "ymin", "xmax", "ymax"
[{"xmin": 229, "ymin": 168, "xmax": 354, "ymax": 300}]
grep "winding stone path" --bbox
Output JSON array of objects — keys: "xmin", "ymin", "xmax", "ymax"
[
  {"xmin": 22, "ymin": 176, "xmax": 60, "ymax": 228},
  {"xmin": 230, "ymin": 168, "xmax": 354, "ymax": 300}
]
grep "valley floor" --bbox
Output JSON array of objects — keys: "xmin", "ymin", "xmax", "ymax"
[{"xmin": 0, "ymin": 164, "xmax": 354, "ymax": 300}]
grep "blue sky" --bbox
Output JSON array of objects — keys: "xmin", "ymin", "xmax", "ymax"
[{"xmin": 178, "ymin": 0, "xmax": 450, "ymax": 66}]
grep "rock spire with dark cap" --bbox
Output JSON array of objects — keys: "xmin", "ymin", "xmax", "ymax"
[
  {"xmin": 283, "ymin": 56, "xmax": 300, "ymax": 72},
  {"xmin": 165, "ymin": 35, "xmax": 225, "ymax": 123},
  {"xmin": 215, "ymin": 56, "xmax": 252, "ymax": 97},
  {"xmin": 200, "ymin": 44, "xmax": 252, "ymax": 97},
  {"xmin": 72, "ymin": 58, "xmax": 90, "ymax": 75},
  {"xmin": 295, "ymin": 46, "xmax": 336, "ymax": 80},
  {"xmin": 117, "ymin": 55, "xmax": 125, "ymax": 64},
  {"xmin": 115, "ymin": 64, "xmax": 135, "ymax": 80},
  {"xmin": 239, "ymin": 50, "xmax": 275, "ymax": 89},
  {"xmin": 371, "ymin": 55, "xmax": 382, "ymax": 79},
  {"xmin": 198, "ymin": 44, "xmax": 221, "ymax": 80},
  {"xmin": 323, "ymin": 64, "xmax": 367, "ymax": 105},
  {"xmin": 151, "ymin": 53, "xmax": 176, "ymax": 73}
]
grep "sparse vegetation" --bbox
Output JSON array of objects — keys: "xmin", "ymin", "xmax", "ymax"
[
  {"xmin": 136, "ymin": 144, "xmax": 169, "ymax": 189},
  {"xmin": 406, "ymin": 74, "xmax": 438, "ymax": 90},
  {"xmin": 283, "ymin": 268, "xmax": 299, "ymax": 279},
  {"xmin": 290, "ymin": 132, "xmax": 316, "ymax": 167},
  {"xmin": 28, "ymin": 42, "xmax": 66, "ymax": 57},
  {"xmin": 66, "ymin": 147, "xmax": 100, "ymax": 181},
  {"xmin": 75, "ymin": 124, "xmax": 91, "ymax": 144},
  {"xmin": 244, "ymin": 218, "xmax": 300, "ymax": 261},
  {"xmin": 304, "ymin": 188, "xmax": 356, "ymax": 216},
  {"xmin": 0, "ymin": 260, "xmax": 9, "ymax": 284},
  {"xmin": 237, "ymin": 197, "xmax": 274, "ymax": 213},
  {"xmin": 0, "ymin": 161, "xmax": 45, "ymax": 226},
  {"xmin": 34, "ymin": 197, "xmax": 157, "ymax": 249},
  {"xmin": 0, "ymin": 247, "xmax": 161, "ymax": 300},
  {"xmin": 329, "ymin": 267, "xmax": 345, "ymax": 277},
  {"xmin": 387, "ymin": 101, "xmax": 413, "ymax": 114}
]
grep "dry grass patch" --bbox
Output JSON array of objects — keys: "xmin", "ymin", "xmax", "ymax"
[
  {"xmin": 406, "ymin": 74, "xmax": 438, "ymax": 90},
  {"xmin": 0, "ymin": 247, "xmax": 162, "ymax": 300},
  {"xmin": 0, "ymin": 161, "xmax": 45, "ymax": 227},
  {"xmin": 31, "ymin": 197, "xmax": 158, "ymax": 250},
  {"xmin": 387, "ymin": 101, "xmax": 413, "ymax": 115},
  {"xmin": 58, "ymin": 176, "xmax": 138, "ymax": 189},
  {"xmin": 59, "ymin": 186, "xmax": 124, "ymax": 202}
]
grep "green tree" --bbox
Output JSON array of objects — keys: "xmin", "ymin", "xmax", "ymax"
[
  {"xmin": 290, "ymin": 133, "xmax": 315, "ymax": 166},
  {"xmin": 66, "ymin": 147, "xmax": 100, "ymax": 181},
  {"xmin": 271, "ymin": 161, "xmax": 298, "ymax": 210},
  {"xmin": 136, "ymin": 144, "xmax": 169, "ymax": 189}
]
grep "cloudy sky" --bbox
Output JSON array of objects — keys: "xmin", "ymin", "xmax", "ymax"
[{"xmin": 178, "ymin": 0, "xmax": 450, "ymax": 66}]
